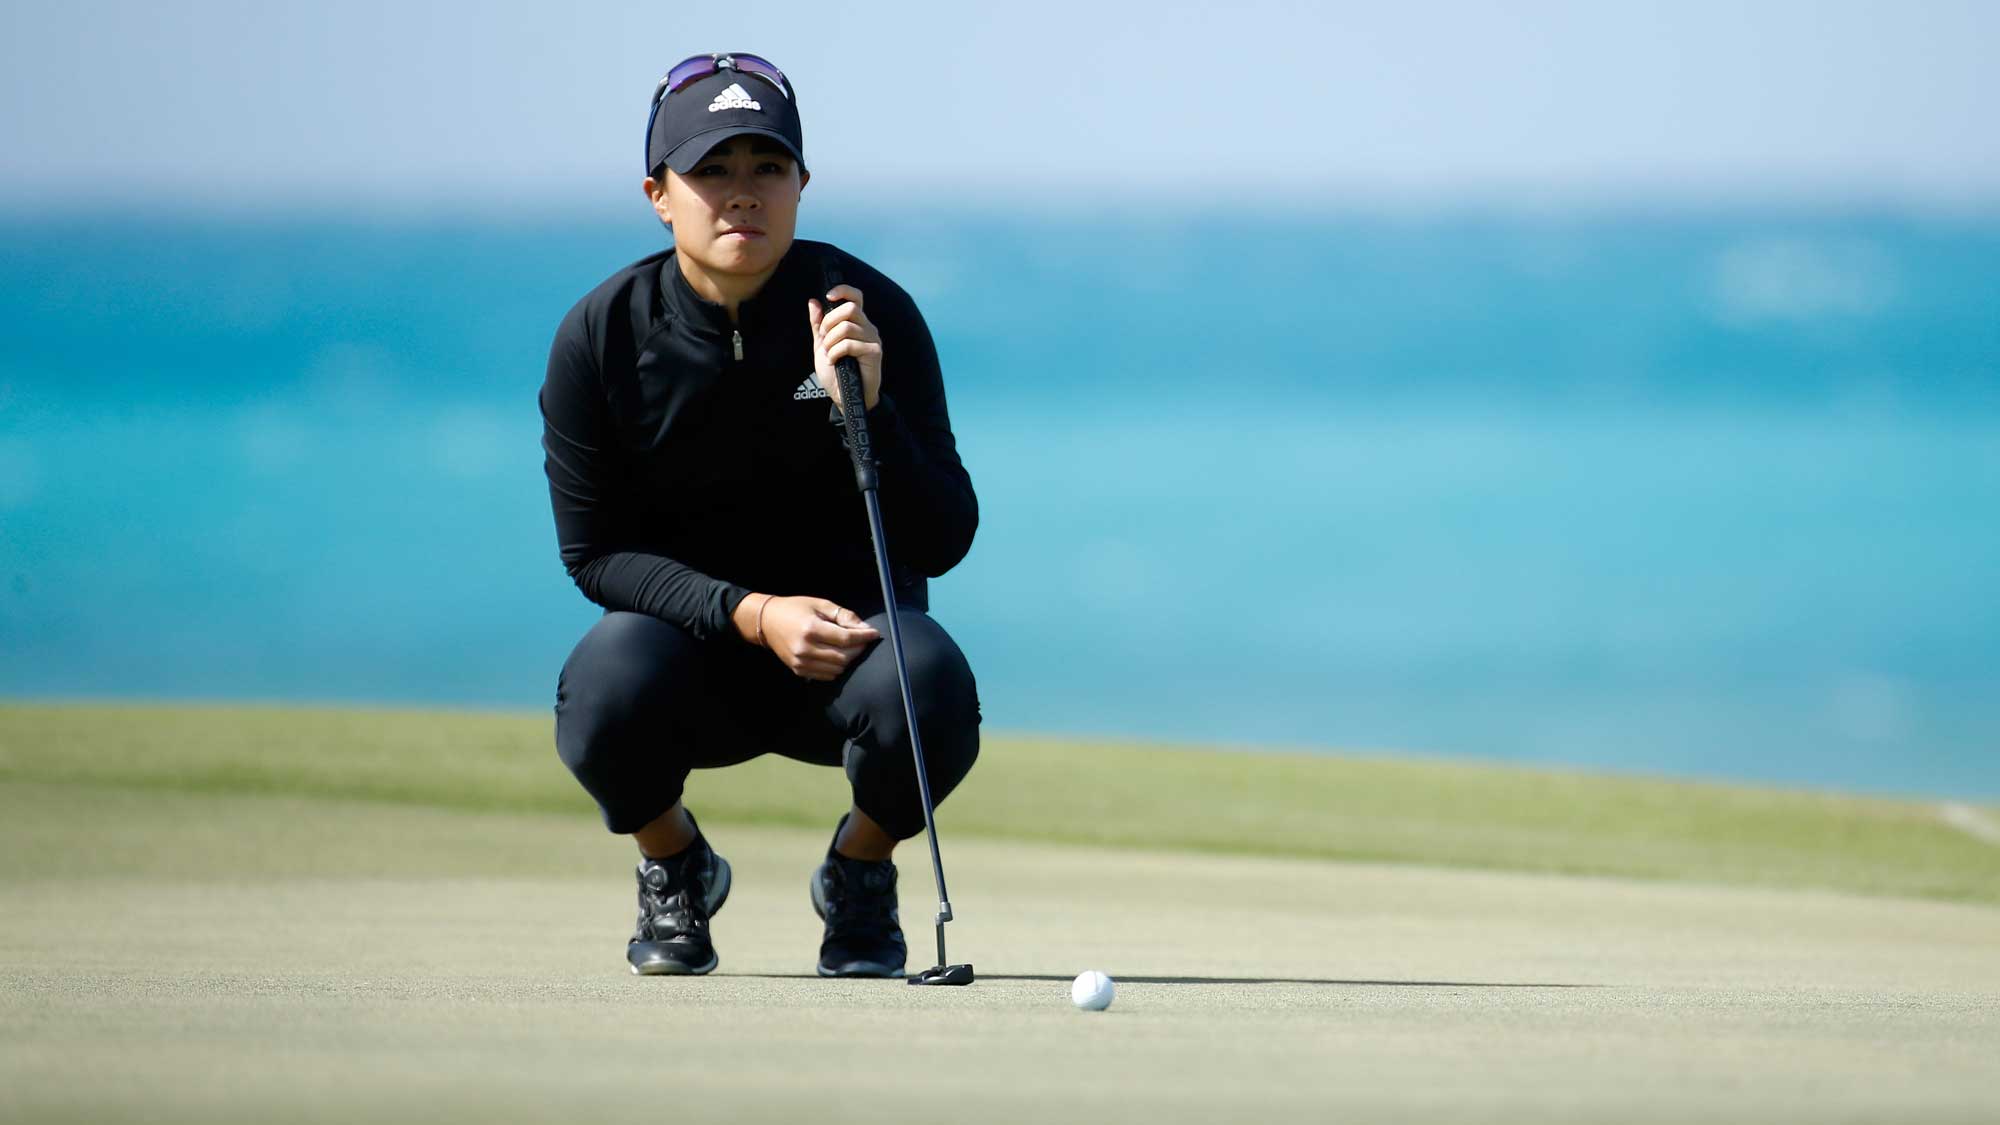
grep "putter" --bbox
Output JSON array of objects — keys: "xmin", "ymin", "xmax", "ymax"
[{"xmin": 822, "ymin": 263, "xmax": 974, "ymax": 988}]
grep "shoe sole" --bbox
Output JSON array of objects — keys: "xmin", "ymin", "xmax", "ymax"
[
  {"xmin": 630, "ymin": 949, "xmax": 720, "ymax": 976},
  {"xmin": 627, "ymin": 854, "xmax": 733, "ymax": 977},
  {"xmin": 816, "ymin": 962, "xmax": 907, "ymax": 979},
  {"xmin": 810, "ymin": 859, "xmax": 906, "ymax": 979}
]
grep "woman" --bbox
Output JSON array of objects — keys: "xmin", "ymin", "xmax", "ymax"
[{"xmin": 539, "ymin": 53, "xmax": 981, "ymax": 978}]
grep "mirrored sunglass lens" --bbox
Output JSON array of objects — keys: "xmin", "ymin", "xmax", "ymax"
[
  {"xmin": 665, "ymin": 55, "xmax": 717, "ymax": 94},
  {"xmin": 729, "ymin": 54, "xmax": 789, "ymax": 97}
]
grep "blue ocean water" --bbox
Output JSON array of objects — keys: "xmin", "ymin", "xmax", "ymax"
[{"xmin": 2, "ymin": 208, "xmax": 1996, "ymax": 798}]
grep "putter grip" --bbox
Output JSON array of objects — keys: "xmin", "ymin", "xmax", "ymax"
[{"xmin": 822, "ymin": 264, "xmax": 878, "ymax": 493}]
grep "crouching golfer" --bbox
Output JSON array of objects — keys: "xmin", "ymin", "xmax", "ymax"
[{"xmin": 539, "ymin": 52, "xmax": 981, "ymax": 977}]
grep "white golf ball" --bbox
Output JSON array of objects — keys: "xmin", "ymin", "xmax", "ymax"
[{"xmin": 1071, "ymin": 970, "xmax": 1115, "ymax": 1011}]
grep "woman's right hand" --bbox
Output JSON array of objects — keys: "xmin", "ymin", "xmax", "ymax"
[{"xmin": 752, "ymin": 596, "xmax": 882, "ymax": 680}]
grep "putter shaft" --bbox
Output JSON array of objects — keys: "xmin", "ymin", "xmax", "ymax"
[
  {"xmin": 859, "ymin": 486, "xmax": 954, "ymax": 943},
  {"xmin": 825, "ymin": 262, "xmax": 969, "ymax": 982}
]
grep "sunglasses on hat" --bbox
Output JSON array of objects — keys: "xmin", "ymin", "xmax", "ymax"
[
  {"xmin": 643, "ymin": 53, "xmax": 797, "ymax": 176},
  {"xmin": 655, "ymin": 53, "xmax": 791, "ymax": 104}
]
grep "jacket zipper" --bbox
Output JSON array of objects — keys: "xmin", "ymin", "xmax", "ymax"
[{"xmin": 732, "ymin": 329, "xmax": 743, "ymax": 361}]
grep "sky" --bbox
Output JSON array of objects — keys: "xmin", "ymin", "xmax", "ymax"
[{"xmin": 3, "ymin": 0, "xmax": 1998, "ymax": 212}]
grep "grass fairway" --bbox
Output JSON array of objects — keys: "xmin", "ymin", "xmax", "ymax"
[
  {"xmin": 3, "ymin": 702, "xmax": 1999, "ymax": 1123},
  {"xmin": 2, "ymin": 702, "xmax": 1996, "ymax": 902}
]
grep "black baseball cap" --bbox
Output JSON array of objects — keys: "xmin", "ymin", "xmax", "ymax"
[{"xmin": 646, "ymin": 62, "xmax": 806, "ymax": 178}]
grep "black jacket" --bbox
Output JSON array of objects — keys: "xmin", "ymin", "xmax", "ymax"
[{"xmin": 539, "ymin": 239, "xmax": 978, "ymax": 642}]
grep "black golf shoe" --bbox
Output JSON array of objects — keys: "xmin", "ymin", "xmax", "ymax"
[
  {"xmin": 627, "ymin": 818, "xmax": 731, "ymax": 976},
  {"xmin": 810, "ymin": 814, "xmax": 908, "ymax": 978}
]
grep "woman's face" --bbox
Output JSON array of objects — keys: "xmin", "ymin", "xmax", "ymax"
[{"xmin": 649, "ymin": 136, "xmax": 808, "ymax": 282}]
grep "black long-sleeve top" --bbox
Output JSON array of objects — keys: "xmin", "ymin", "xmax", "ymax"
[{"xmin": 539, "ymin": 239, "xmax": 978, "ymax": 642}]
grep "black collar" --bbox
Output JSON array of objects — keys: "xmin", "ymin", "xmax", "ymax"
[{"xmin": 659, "ymin": 241, "xmax": 808, "ymax": 336}]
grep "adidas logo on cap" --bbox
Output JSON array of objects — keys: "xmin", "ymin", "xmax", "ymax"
[
  {"xmin": 708, "ymin": 83, "xmax": 762, "ymax": 113},
  {"xmin": 793, "ymin": 374, "xmax": 828, "ymax": 401}
]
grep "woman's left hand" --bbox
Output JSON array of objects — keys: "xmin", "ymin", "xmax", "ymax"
[{"xmin": 807, "ymin": 284, "xmax": 882, "ymax": 414}]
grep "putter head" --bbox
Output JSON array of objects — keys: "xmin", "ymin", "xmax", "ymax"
[{"xmin": 907, "ymin": 963, "xmax": 975, "ymax": 986}]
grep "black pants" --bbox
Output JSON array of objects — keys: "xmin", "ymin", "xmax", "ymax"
[{"xmin": 554, "ymin": 608, "xmax": 981, "ymax": 839}]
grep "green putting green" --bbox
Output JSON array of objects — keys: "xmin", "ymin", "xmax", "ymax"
[{"xmin": 3, "ymin": 702, "xmax": 1998, "ymax": 1123}]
